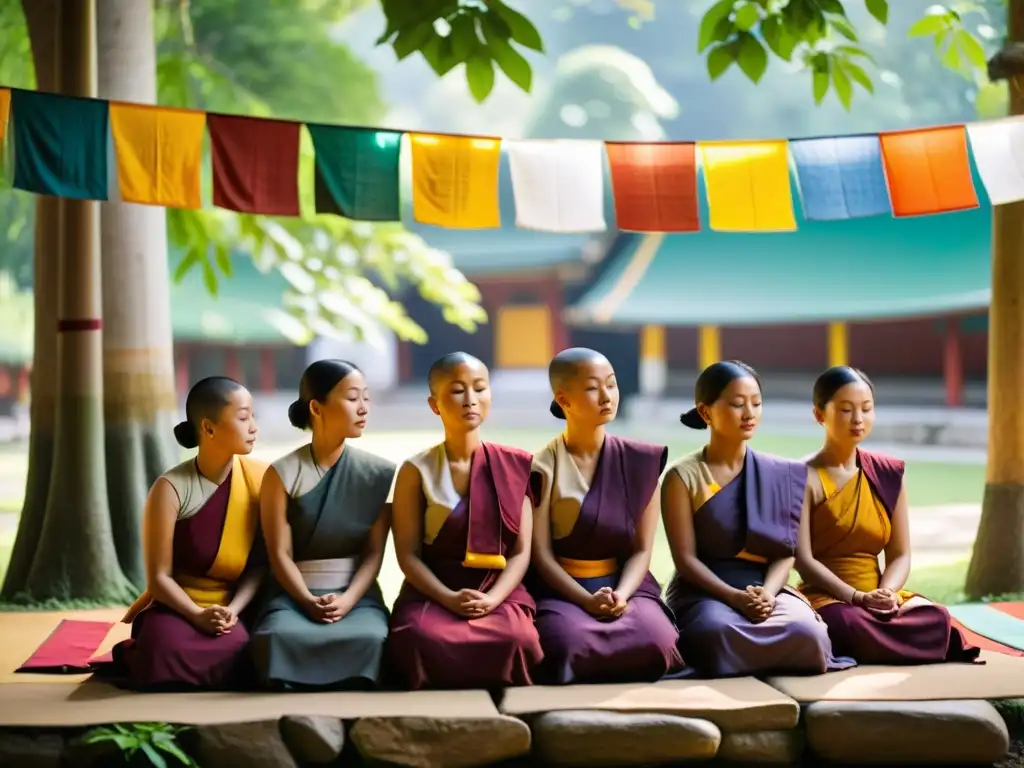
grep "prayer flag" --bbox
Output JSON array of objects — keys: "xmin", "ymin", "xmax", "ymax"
[
  {"xmin": 109, "ymin": 103, "xmax": 205, "ymax": 209},
  {"xmin": 207, "ymin": 114, "xmax": 301, "ymax": 216},
  {"xmin": 699, "ymin": 140, "xmax": 796, "ymax": 231},
  {"xmin": 308, "ymin": 124, "xmax": 401, "ymax": 221},
  {"xmin": 0, "ymin": 88, "xmax": 10, "ymax": 144},
  {"xmin": 605, "ymin": 142, "xmax": 699, "ymax": 232},
  {"xmin": 506, "ymin": 140, "xmax": 606, "ymax": 232},
  {"xmin": 11, "ymin": 89, "xmax": 108, "ymax": 200},
  {"xmin": 879, "ymin": 126, "xmax": 978, "ymax": 216},
  {"xmin": 789, "ymin": 135, "xmax": 891, "ymax": 220},
  {"xmin": 409, "ymin": 134, "xmax": 500, "ymax": 229},
  {"xmin": 967, "ymin": 117, "xmax": 1024, "ymax": 205}
]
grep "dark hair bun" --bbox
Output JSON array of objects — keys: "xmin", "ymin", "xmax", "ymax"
[
  {"xmin": 173, "ymin": 420, "xmax": 199, "ymax": 449},
  {"xmin": 549, "ymin": 400, "xmax": 566, "ymax": 419},
  {"xmin": 679, "ymin": 408, "xmax": 708, "ymax": 430},
  {"xmin": 287, "ymin": 399, "xmax": 310, "ymax": 430}
]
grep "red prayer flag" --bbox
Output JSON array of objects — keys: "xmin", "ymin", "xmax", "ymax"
[
  {"xmin": 606, "ymin": 142, "xmax": 700, "ymax": 232},
  {"xmin": 207, "ymin": 114, "xmax": 301, "ymax": 216}
]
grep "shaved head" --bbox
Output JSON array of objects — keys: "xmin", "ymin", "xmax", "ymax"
[
  {"xmin": 548, "ymin": 347, "xmax": 609, "ymax": 393},
  {"xmin": 428, "ymin": 351, "xmax": 486, "ymax": 395}
]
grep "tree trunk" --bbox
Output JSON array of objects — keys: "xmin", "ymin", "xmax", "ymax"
[
  {"xmin": 964, "ymin": 0, "xmax": 1024, "ymax": 600},
  {"xmin": 97, "ymin": 0, "xmax": 179, "ymax": 590},
  {"xmin": 24, "ymin": 0, "xmax": 133, "ymax": 602},
  {"xmin": 2, "ymin": 0, "xmax": 63, "ymax": 599}
]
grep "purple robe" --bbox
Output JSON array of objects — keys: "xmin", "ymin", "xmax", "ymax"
[
  {"xmin": 529, "ymin": 435, "xmax": 683, "ymax": 684},
  {"xmin": 814, "ymin": 449, "xmax": 980, "ymax": 665},
  {"xmin": 111, "ymin": 474, "xmax": 259, "ymax": 690},
  {"xmin": 666, "ymin": 449, "xmax": 856, "ymax": 678},
  {"xmin": 386, "ymin": 442, "xmax": 543, "ymax": 690}
]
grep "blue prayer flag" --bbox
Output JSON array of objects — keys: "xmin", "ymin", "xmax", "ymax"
[{"xmin": 790, "ymin": 136, "xmax": 890, "ymax": 221}]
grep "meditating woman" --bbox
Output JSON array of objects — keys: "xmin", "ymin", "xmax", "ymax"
[
  {"xmin": 113, "ymin": 376, "xmax": 266, "ymax": 690},
  {"xmin": 662, "ymin": 360, "xmax": 855, "ymax": 678},
  {"xmin": 387, "ymin": 352, "xmax": 543, "ymax": 690},
  {"xmin": 530, "ymin": 347, "xmax": 683, "ymax": 684},
  {"xmin": 795, "ymin": 366, "xmax": 979, "ymax": 665},
  {"xmin": 250, "ymin": 360, "xmax": 396, "ymax": 689}
]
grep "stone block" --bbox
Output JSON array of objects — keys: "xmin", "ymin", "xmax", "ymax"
[
  {"xmin": 279, "ymin": 715, "xmax": 344, "ymax": 764},
  {"xmin": 718, "ymin": 728, "xmax": 803, "ymax": 764},
  {"xmin": 194, "ymin": 721, "xmax": 298, "ymax": 768},
  {"xmin": 349, "ymin": 715, "xmax": 531, "ymax": 768}
]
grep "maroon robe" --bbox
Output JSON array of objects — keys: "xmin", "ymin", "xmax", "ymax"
[{"xmin": 386, "ymin": 442, "xmax": 543, "ymax": 690}]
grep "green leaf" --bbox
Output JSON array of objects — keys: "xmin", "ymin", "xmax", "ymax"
[
  {"xmin": 490, "ymin": 0, "xmax": 544, "ymax": 52},
  {"xmin": 832, "ymin": 59, "xmax": 853, "ymax": 109},
  {"xmin": 465, "ymin": 54, "xmax": 495, "ymax": 102},
  {"xmin": 843, "ymin": 60, "xmax": 874, "ymax": 93},
  {"xmin": 865, "ymin": 0, "xmax": 888, "ymax": 24},
  {"xmin": 487, "ymin": 34, "xmax": 533, "ymax": 92},
  {"xmin": 140, "ymin": 740, "xmax": 169, "ymax": 768},
  {"xmin": 820, "ymin": 0, "xmax": 847, "ymax": 14},
  {"xmin": 736, "ymin": 33, "xmax": 768, "ymax": 83},
  {"xmin": 698, "ymin": 0, "xmax": 736, "ymax": 52},
  {"xmin": 956, "ymin": 29, "xmax": 988, "ymax": 68},
  {"xmin": 813, "ymin": 69, "xmax": 830, "ymax": 103},
  {"xmin": 392, "ymin": 21, "xmax": 433, "ymax": 60},
  {"xmin": 941, "ymin": 41, "xmax": 963, "ymax": 70},
  {"xmin": 420, "ymin": 34, "xmax": 459, "ymax": 76},
  {"xmin": 834, "ymin": 44, "xmax": 874, "ymax": 61},
  {"xmin": 831, "ymin": 16, "xmax": 858, "ymax": 41},
  {"xmin": 707, "ymin": 42, "xmax": 738, "ymax": 80},
  {"xmin": 201, "ymin": 257, "xmax": 219, "ymax": 296},
  {"xmin": 907, "ymin": 13, "xmax": 950, "ymax": 38},
  {"xmin": 449, "ymin": 15, "xmax": 479, "ymax": 63},
  {"xmin": 762, "ymin": 15, "xmax": 797, "ymax": 60},
  {"xmin": 734, "ymin": 3, "xmax": 759, "ymax": 32},
  {"xmin": 213, "ymin": 244, "xmax": 232, "ymax": 276},
  {"xmin": 173, "ymin": 249, "xmax": 201, "ymax": 283},
  {"xmin": 155, "ymin": 738, "xmax": 195, "ymax": 766}
]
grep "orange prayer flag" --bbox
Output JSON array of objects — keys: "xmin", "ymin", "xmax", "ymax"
[
  {"xmin": 606, "ymin": 142, "xmax": 700, "ymax": 232},
  {"xmin": 0, "ymin": 88, "xmax": 10, "ymax": 145},
  {"xmin": 879, "ymin": 127, "xmax": 978, "ymax": 217},
  {"xmin": 410, "ymin": 134, "xmax": 501, "ymax": 229},
  {"xmin": 109, "ymin": 102, "xmax": 206, "ymax": 209}
]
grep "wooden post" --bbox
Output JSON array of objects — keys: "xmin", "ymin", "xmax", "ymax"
[
  {"xmin": 827, "ymin": 322, "xmax": 848, "ymax": 368},
  {"xmin": 259, "ymin": 347, "xmax": 276, "ymax": 393},
  {"xmin": 966, "ymin": 0, "xmax": 1024, "ymax": 598},
  {"xmin": 698, "ymin": 325, "xmax": 720, "ymax": 371},
  {"xmin": 639, "ymin": 324, "xmax": 666, "ymax": 396},
  {"xmin": 175, "ymin": 344, "xmax": 190, "ymax": 397},
  {"xmin": 225, "ymin": 347, "xmax": 243, "ymax": 384},
  {"xmin": 943, "ymin": 319, "xmax": 963, "ymax": 408}
]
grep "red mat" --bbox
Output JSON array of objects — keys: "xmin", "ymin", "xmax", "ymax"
[{"xmin": 16, "ymin": 619, "xmax": 116, "ymax": 673}]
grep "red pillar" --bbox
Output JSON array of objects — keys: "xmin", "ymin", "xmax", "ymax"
[
  {"xmin": 546, "ymin": 277, "xmax": 569, "ymax": 352},
  {"xmin": 17, "ymin": 365, "xmax": 30, "ymax": 403},
  {"xmin": 944, "ymin": 318, "xmax": 963, "ymax": 407},
  {"xmin": 259, "ymin": 347, "xmax": 276, "ymax": 393},
  {"xmin": 397, "ymin": 340, "xmax": 412, "ymax": 384},
  {"xmin": 225, "ymin": 347, "xmax": 243, "ymax": 384},
  {"xmin": 175, "ymin": 344, "xmax": 190, "ymax": 397}
]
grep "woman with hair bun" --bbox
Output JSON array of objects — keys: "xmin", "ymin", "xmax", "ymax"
[
  {"xmin": 796, "ymin": 366, "xmax": 979, "ymax": 665},
  {"xmin": 112, "ymin": 377, "xmax": 266, "ymax": 689},
  {"xmin": 250, "ymin": 360, "xmax": 396, "ymax": 690},
  {"xmin": 529, "ymin": 347, "xmax": 684, "ymax": 684},
  {"xmin": 662, "ymin": 361, "xmax": 854, "ymax": 678}
]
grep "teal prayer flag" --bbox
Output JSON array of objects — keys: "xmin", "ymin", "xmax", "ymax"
[
  {"xmin": 12, "ymin": 89, "xmax": 109, "ymax": 201},
  {"xmin": 308, "ymin": 124, "xmax": 401, "ymax": 221}
]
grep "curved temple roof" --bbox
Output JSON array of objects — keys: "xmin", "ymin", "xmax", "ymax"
[{"xmin": 568, "ymin": 206, "xmax": 992, "ymax": 327}]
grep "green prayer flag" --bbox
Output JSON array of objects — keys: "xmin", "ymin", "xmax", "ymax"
[
  {"xmin": 308, "ymin": 124, "xmax": 401, "ymax": 222},
  {"xmin": 12, "ymin": 89, "xmax": 108, "ymax": 201}
]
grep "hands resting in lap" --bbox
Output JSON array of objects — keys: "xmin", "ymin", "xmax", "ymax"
[
  {"xmin": 442, "ymin": 588, "xmax": 499, "ymax": 619},
  {"xmin": 304, "ymin": 592, "xmax": 353, "ymax": 624},
  {"xmin": 855, "ymin": 587, "xmax": 900, "ymax": 617},
  {"xmin": 191, "ymin": 605, "xmax": 238, "ymax": 636},
  {"xmin": 729, "ymin": 585, "xmax": 776, "ymax": 623},
  {"xmin": 584, "ymin": 586, "xmax": 629, "ymax": 621}
]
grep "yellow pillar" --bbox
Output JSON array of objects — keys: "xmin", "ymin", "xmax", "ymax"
[
  {"xmin": 698, "ymin": 325, "xmax": 720, "ymax": 371},
  {"xmin": 827, "ymin": 322, "xmax": 848, "ymax": 368},
  {"xmin": 640, "ymin": 324, "xmax": 665, "ymax": 362},
  {"xmin": 639, "ymin": 324, "xmax": 666, "ymax": 396}
]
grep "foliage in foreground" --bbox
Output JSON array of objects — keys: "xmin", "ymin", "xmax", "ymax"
[{"xmin": 84, "ymin": 723, "xmax": 196, "ymax": 768}]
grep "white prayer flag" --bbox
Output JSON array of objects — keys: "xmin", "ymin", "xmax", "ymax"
[
  {"xmin": 506, "ymin": 140, "xmax": 607, "ymax": 233},
  {"xmin": 966, "ymin": 117, "xmax": 1024, "ymax": 205}
]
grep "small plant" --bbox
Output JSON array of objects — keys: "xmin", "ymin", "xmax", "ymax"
[{"xmin": 83, "ymin": 722, "xmax": 197, "ymax": 768}]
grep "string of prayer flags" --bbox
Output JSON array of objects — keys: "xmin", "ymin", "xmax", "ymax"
[
  {"xmin": 11, "ymin": 89, "xmax": 108, "ymax": 200},
  {"xmin": 879, "ymin": 127, "xmax": 978, "ymax": 217},
  {"xmin": 605, "ymin": 142, "xmax": 699, "ymax": 232},
  {"xmin": 966, "ymin": 117, "xmax": 1024, "ymax": 206},
  {"xmin": 207, "ymin": 114, "xmax": 301, "ymax": 216},
  {"xmin": 108, "ymin": 103, "xmax": 205, "ymax": 209},
  {"xmin": 506, "ymin": 140, "xmax": 606, "ymax": 233},
  {"xmin": 789, "ymin": 136, "xmax": 891, "ymax": 221},
  {"xmin": 308, "ymin": 124, "xmax": 401, "ymax": 221},
  {"xmin": 700, "ymin": 140, "xmax": 796, "ymax": 232},
  {"xmin": 409, "ymin": 134, "xmax": 501, "ymax": 229},
  {"xmin": 0, "ymin": 88, "xmax": 10, "ymax": 144}
]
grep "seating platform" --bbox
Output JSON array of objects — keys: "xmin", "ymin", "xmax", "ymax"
[{"xmin": 0, "ymin": 610, "xmax": 1021, "ymax": 766}]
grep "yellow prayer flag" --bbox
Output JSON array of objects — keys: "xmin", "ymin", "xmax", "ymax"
[
  {"xmin": 410, "ymin": 134, "xmax": 501, "ymax": 228},
  {"xmin": 700, "ymin": 140, "xmax": 796, "ymax": 232},
  {"xmin": 109, "ymin": 102, "xmax": 206, "ymax": 209},
  {"xmin": 0, "ymin": 88, "xmax": 10, "ymax": 144}
]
